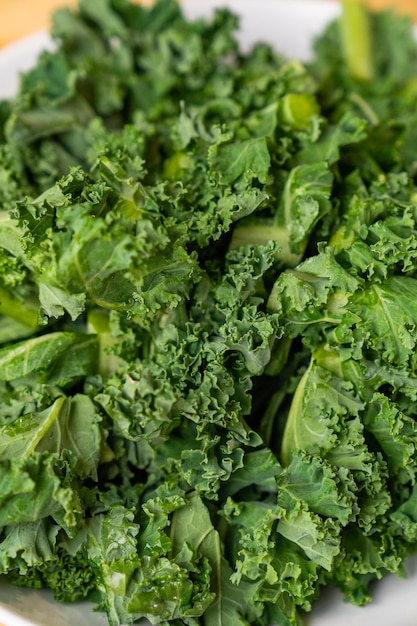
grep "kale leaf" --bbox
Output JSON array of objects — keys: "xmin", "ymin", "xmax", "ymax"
[{"xmin": 2, "ymin": 1, "xmax": 417, "ymax": 624}]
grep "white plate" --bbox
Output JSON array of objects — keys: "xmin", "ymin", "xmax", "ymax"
[{"xmin": 1, "ymin": 1, "xmax": 417, "ymax": 625}]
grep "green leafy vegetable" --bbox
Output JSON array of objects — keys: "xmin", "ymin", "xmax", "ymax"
[{"xmin": 2, "ymin": 0, "xmax": 417, "ymax": 624}]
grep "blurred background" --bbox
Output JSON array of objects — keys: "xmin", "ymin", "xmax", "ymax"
[{"xmin": 0, "ymin": 0, "xmax": 416, "ymax": 47}]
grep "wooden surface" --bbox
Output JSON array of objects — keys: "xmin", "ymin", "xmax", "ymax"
[{"xmin": 0, "ymin": 0, "xmax": 416, "ymax": 47}]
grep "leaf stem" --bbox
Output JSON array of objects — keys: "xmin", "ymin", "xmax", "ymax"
[
  {"xmin": 0, "ymin": 286, "xmax": 39, "ymax": 330},
  {"xmin": 280, "ymin": 358, "xmax": 313, "ymax": 466},
  {"xmin": 340, "ymin": 0, "xmax": 373, "ymax": 82}
]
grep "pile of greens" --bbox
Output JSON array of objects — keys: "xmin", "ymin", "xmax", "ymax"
[{"xmin": 2, "ymin": 0, "xmax": 417, "ymax": 624}]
